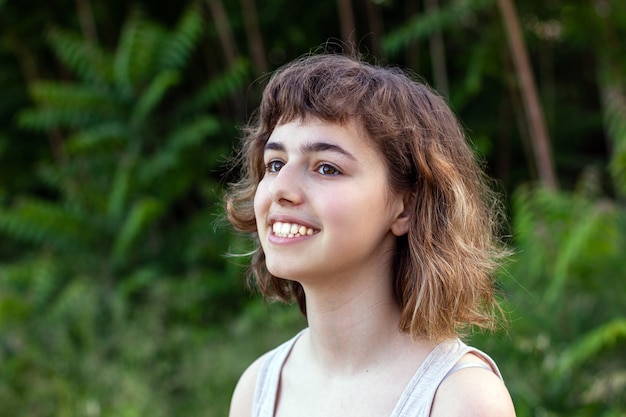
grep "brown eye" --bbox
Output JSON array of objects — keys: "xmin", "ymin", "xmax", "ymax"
[
  {"xmin": 316, "ymin": 164, "xmax": 341, "ymax": 176},
  {"xmin": 266, "ymin": 160, "xmax": 284, "ymax": 172}
]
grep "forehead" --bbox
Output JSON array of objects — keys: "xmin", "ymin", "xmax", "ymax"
[{"xmin": 265, "ymin": 117, "xmax": 375, "ymax": 153}]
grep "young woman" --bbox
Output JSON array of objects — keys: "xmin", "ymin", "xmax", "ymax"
[{"xmin": 225, "ymin": 53, "xmax": 516, "ymax": 417}]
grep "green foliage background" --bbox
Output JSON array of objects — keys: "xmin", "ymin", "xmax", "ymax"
[{"xmin": 0, "ymin": 0, "xmax": 624, "ymax": 416}]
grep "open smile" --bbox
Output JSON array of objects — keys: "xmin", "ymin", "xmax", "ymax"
[{"xmin": 272, "ymin": 221, "xmax": 318, "ymax": 238}]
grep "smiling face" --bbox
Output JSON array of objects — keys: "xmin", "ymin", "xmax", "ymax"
[{"xmin": 253, "ymin": 117, "xmax": 410, "ymax": 288}]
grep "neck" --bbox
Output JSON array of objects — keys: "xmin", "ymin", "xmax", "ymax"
[{"xmin": 300, "ymin": 273, "xmax": 410, "ymax": 375}]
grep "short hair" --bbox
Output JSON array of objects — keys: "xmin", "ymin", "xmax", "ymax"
[{"xmin": 225, "ymin": 53, "xmax": 509, "ymax": 342}]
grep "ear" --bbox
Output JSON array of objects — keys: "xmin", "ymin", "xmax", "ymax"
[{"xmin": 390, "ymin": 191, "xmax": 413, "ymax": 237}]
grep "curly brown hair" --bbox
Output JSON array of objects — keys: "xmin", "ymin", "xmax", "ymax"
[{"xmin": 225, "ymin": 53, "xmax": 509, "ymax": 342}]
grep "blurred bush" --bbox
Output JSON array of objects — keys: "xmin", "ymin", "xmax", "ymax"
[
  {"xmin": 0, "ymin": 0, "xmax": 624, "ymax": 416},
  {"xmin": 0, "ymin": 4, "xmax": 271, "ymax": 415}
]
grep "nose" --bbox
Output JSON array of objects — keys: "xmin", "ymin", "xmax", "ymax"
[{"xmin": 267, "ymin": 163, "xmax": 304, "ymax": 205}]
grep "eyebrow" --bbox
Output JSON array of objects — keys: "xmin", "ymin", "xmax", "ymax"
[{"xmin": 264, "ymin": 141, "xmax": 357, "ymax": 161}]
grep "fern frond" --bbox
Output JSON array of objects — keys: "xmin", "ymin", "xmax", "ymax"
[
  {"xmin": 34, "ymin": 159, "xmax": 114, "ymax": 214},
  {"xmin": 510, "ymin": 185, "xmax": 551, "ymax": 282},
  {"xmin": 66, "ymin": 122, "xmax": 129, "ymax": 154},
  {"xmin": 113, "ymin": 9, "xmax": 166, "ymax": 92},
  {"xmin": 111, "ymin": 197, "xmax": 164, "ymax": 266},
  {"xmin": 159, "ymin": 3, "xmax": 204, "ymax": 71},
  {"xmin": 129, "ymin": 22, "xmax": 168, "ymax": 86},
  {"xmin": 0, "ymin": 199, "xmax": 99, "ymax": 249},
  {"xmin": 113, "ymin": 8, "xmax": 139, "ymax": 94},
  {"xmin": 168, "ymin": 115, "xmax": 220, "ymax": 148},
  {"xmin": 600, "ymin": 77, "xmax": 626, "ymax": 197},
  {"xmin": 27, "ymin": 82, "xmax": 113, "ymax": 108},
  {"xmin": 452, "ymin": 43, "xmax": 488, "ymax": 109},
  {"xmin": 545, "ymin": 201, "xmax": 603, "ymax": 305},
  {"xmin": 18, "ymin": 107, "xmax": 100, "ymax": 131},
  {"xmin": 19, "ymin": 80, "xmax": 121, "ymax": 133},
  {"xmin": 24, "ymin": 82, "xmax": 122, "ymax": 129},
  {"xmin": 180, "ymin": 58, "xmax": 250, "ymax": 116},
  {"xmin": 130, "ymin": 69, "xmax": 180, "ymax": 128},
  {"xmin": 31, "ymin": 162, "xmax": 68, "ymax": 196},
  {"xmin": 554, "ymin": 318, "xmax": 626, "ymax": 378},
  {"xmin": 383, "ymin": 0, "xmax": 494, "ymax": 56},
  {"xmin": 47, "ymin": 29, "xmax": 113, "ymax": 84},
  {"xmin": 0, "ymin": 256, "xmax": 62, "ymax": 315},
  {"xmin": 138, "ymin": 116, "xmax": 221, "ymax": 182},
  {"xmin": 107, "ymin": 158, "xmax": 133, "ymax": 222}
]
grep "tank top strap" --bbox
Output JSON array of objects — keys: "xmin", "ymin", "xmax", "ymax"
[
  {"xmin": 390, "ymin": 339, "xmax": 502, "ymax": 417},
  {"xmin": 251, "ymin": 333, "xmax": 502, "ymax": 417},
  {"xmin": 443, "ymin": 361, "xmax": 493, "ymax": 380},
  {"xmin": 251, "ymin": 329, "xmax": 307, "ymax": 417}
]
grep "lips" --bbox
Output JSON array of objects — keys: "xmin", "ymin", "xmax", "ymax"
[{"xmin": 272, "ymin": 221, "xmax": 318, "ymax": 238}]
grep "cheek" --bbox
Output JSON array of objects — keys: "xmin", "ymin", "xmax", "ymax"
[
  {"xmin": 253, "ymin": 180, "xmax": 269, "ymax": 224},
  {"xmin": 324, "ymin": 183, "xmax": 395, "ymax": 230},
  {"xmin": 319, "ymin": 189, "xmax": 366, "ymax": 227}
]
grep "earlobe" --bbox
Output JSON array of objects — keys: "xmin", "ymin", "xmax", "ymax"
[
  {"xmin": 391, "ymin": 216, "xmax": 410, "ymax": 236},
  {"xmin": 390, "ymin": 192, "xmax": 413, "ymax": 237}
]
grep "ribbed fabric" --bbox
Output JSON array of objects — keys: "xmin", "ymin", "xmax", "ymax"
[{"xmin": 252, "ymin": 328, "xmax": 502, "ymax": 417}]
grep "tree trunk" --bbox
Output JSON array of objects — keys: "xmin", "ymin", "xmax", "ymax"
[
  {"xmin": 599, "ymin": 76, "xmax": 626, "ymax": 197},
  {"xmin": 337, "ymin": 0, "xmax": 357, "ymax": 53},
  {"xmin": 74, "ymin": 0, "xmax": 98, "ymax": 43},
  {"xmin": 424, "ymin": 0, "xmax": 448, "ymax": 96},
  {"xmin": 595, "ymin": 6, "xmax": 626, "ymax": 198},
  {"xmin": 205, "ymin": 0, "xmax": 245, "ymax": 120},
  {"xmin": 240, "ymin": 0, "xmax": 268, "ymax": 74},
  {"xmin": 404, "ymin": 0, "xmax": 421, "ymax": 72},
  {"xmin": 7, "ymin": 33, "xmax": 66, "ymax": 162},
  {"xmin": 504, "ymin": 50, "xmax": 535, "ymax": 182},
  {"xmin": 206, "ymin": 0, "xmax": 239, "ymax": 67},
  {"xmin": 364, "ymin": 0, "xmax": 385, "ymax": 59},
  {"xmin": 497, "ymin": 0, "xmax": 558, "ymax": 189}
]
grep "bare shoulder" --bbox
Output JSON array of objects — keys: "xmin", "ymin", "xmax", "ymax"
[
  {"xmin": 228, "ymin": 352, "xmax": 269, "ymax": 417},
  {"xmin": 430, "ymin": 354, "xmax": 516, "ymax": 417}
]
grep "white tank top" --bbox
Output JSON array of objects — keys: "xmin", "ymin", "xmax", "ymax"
[{"xmin": 251, "ymin": 329, "xmax": 503, "ymax": 417}]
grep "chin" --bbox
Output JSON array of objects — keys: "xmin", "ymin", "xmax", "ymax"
[
  {"xmin": 265, "ymin": 261, "xmax": 311, "ymax": 283},
  {"xmin": 265, "ymin": 264, "xmax": 297, "ymax": 281}
]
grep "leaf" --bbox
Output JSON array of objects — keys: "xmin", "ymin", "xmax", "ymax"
[
  {"xmin": 130, "ymin": 70, "xmax": 180, "ymax": 128},
  {"xmin": 138, "ymin": 116, "xmax": 221, "ymax": 183},
  {"xmin": 47, "ymin": 29, "xmax": 113, "ymax": 84},
  {"xmin": 113, "ymin": 9, "xmax": 167, "ymax": 92},
  {"xmin": 18, "ymin": 82, "xmax": 121, "ymax": 132},
  {"xmin": 181, "ymin": 58, "xmax": 251, "ymax": 114},
  {"xmin": 27, "ymin": 82, "xmax": 114, "ymax": 108},
  {"xmin": 66, "ymin": 122, "xmax": 129, "ymax": 154},
  {"xmin": 0, "ymin": 256, "xmax": 60, "ymax": 321},
  {"xmin": 600, "ymin": 78, "xmax": 626, "ymax": 197},
  {"xmin": 114, "ymin": 7, "xmax": 150, "ymax": 94},
  {"xmin": 0, "ymin": 199, "xmax": 98, "ymax": 250},
  {"xmin": 47, "ymin": 278, "xmax": 100, "ymax": 350},
  {"xmin": 383, "ymin": 0, "xmax": 494, "ymax": 56},
  {"xmin": 159, "ymin": 3, "xmax": 204, "ymax": 71},
  {"xmin": 510, "ymin": 185, "xmax": 551, "ymax": 283},
  {"xmin": 169, "ymin": 116, "xmax": 221, "ymax": 148},
  {"xmin": 107, "ymin": 156, "xmax": 135, "ymax": 220},
  {"xmin": 545, "ymin": 201, "xmax": 601, "ymax": 306},
  {"xmin": 18, "ymin": 107, "xmax": 99, "ymax": 131},
  {"xmin": 553, "ymin": 318, "xmax": 626, "ymax": 378},
  {"xmin": 111, "ymin": 198, "xmax": 164, "ymax": 266},
  {"xmin": 451, "ymin": 42, "xmax": 488, "ymax": 109}
]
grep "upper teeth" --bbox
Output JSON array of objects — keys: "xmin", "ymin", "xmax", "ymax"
[{"xmin": 272, "ymin": 221, "xmax": 316, "ymax": 238}]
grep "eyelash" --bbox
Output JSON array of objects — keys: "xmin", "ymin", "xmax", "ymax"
[
  {"xmin": 265, "ymin": 160, "xmax": 284, "ymax": 172},
  {"xmin": 315, "ymin": 163, "xmax": 341, "ymax": 176},
  {"xmin": 264, "ymin": 160, "xmax": 342, "ymax": 176}
]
